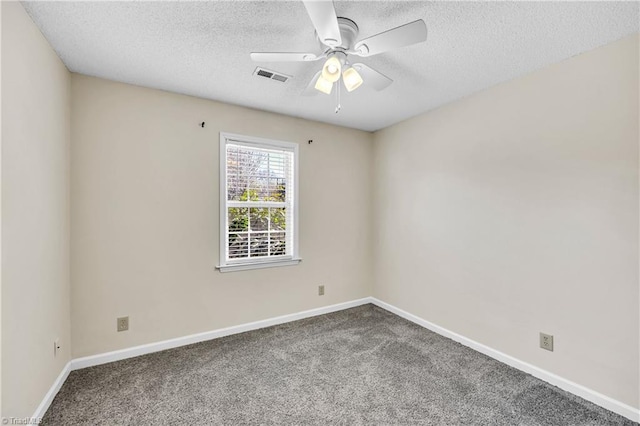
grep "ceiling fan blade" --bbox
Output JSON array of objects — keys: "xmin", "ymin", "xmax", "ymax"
[
  {"xmin": 302, "ymin": 71, "xmax": 322, "ymax": 96},
  {"xmin": 352, "ymin": 63, "xmax": 393, "ymax": 91},
  {"xmin": 250, "ymin": 52, "xmax": 321, "ymax": 62},
  {"xmin": 302, "ymin": 1, "xmax": 342, "ymax": 47},
  {"xmin": 353, "ymin": 19, "xmax": 427, "ymax": 57}
]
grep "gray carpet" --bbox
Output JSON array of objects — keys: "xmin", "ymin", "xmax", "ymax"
[{"xmin": 43, "ymin": 304, "xmax": 636, "ymax": 425}]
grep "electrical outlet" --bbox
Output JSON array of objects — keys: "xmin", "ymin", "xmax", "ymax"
[
  {"xmin": 318, "ymin": 285, "xmax": 325, "ymax": 296},
  {"xmin": 53, "ymin": 339, "xmax": 60, "ymax": 357},
  {"xmin": 117, "ymin": 316, "xmax": 129, "ymax": 332},
  {"xmin": 540, "ymin": 332, "xmax": 553, "ymax": 351}
]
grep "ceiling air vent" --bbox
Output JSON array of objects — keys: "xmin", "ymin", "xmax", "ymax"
[{"xmin": 253, "ymin": 67, "xmax": 291, "ymax": 83}]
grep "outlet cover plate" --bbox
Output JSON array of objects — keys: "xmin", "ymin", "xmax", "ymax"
[
  {"xmin": 540, "ymin": 332, "xmax": 553, "ymax": 351},
  {"xmin": 318, "ymin": 285, "xmax": 325, "ymax": 296},
  {"xmin": 117, "ymin": 316, "xmax": 129, "ymax": 332}
]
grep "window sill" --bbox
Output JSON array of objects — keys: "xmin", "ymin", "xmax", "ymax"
[{"xmin": 216, "ymin": 258, "xmax": 302, "ymax": 273}]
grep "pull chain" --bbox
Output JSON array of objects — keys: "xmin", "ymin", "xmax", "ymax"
[{"xmin": 335, "ymin": 80, "xmax": 342, "ymax": 114}]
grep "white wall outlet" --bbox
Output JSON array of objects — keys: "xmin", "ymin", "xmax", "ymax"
[
  {"xmin": 54, "ymin": 339, "xmax": 61, "ymax": 357},
  {"xmin": 318, "ymin": 285, "xmax": 325, "ymax": 296},
  {"xmin": 540, "ymin": 332, "xmax": 554, "ymax": 351}
]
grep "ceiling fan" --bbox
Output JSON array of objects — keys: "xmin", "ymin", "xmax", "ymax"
[{"xmin": 250, "ymin": 1, "xmax": 427, "ymax": 98}]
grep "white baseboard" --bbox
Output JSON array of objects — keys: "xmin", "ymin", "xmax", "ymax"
[
  {"xmin": 31, "ymin": 361, "xmax": 71, "ymax": 422},
  {"xmin": 369, "ymin": 297, "xmax": 640, "ymax": 423},
  {"xmin": 71, "ymin": 297, "xmax": 373, "ymax": 370}
]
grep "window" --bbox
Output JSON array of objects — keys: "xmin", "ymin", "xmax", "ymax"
[{"xmin": 217, "ymin": 132, "xmax": 300, "ymax": 272}]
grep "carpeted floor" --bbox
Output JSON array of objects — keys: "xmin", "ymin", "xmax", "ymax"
[{"xmin": 43, "ymin": 304, "xmax": 636, "ymax": 425}]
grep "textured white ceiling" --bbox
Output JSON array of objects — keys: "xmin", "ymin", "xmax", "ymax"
[{"xmin": 22, "ymin": 1, "xmax": 639, "ymax": 132}]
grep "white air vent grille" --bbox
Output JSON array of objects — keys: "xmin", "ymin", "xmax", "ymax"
[{"xmin": 253, "ymin": 67, "xmax": 291, "ymax": 83}]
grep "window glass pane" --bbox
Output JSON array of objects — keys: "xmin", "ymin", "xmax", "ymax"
[
  {"xmin": 228, "ymin": 208, "xmax": 248, "ymax": 232},
  {"xmin": 270, "ymin": 208, "xmax": 286, "ymax": 231},
  {"xmin": 229, "ymin": 148, "xmax": 290, "ymax": 202},
  {"xmin": 245, "ymin": 150, "xmax": 268, "ymax": 201},
  {"xmin": 269, "ymin": 153, "xmax": 286, "ymax": 178},
  {"xmin": 269, "ymin": 178, "xmax": 286, "ymax": 201},
  {"xmin": 269, "ymin": 232, "xmax": 286, "ymax": 256},
  {"xmin": 250, "ymin": 232, "xmax": 269, "ymax": 257},
  {"xmin": 227, "ymin": 147, "xmax": 247, "ymax": 201},
  {"xmin": 228, "ymin": 233, "xmax": 248, "ymax": 259},
  {"xmin": 249, "ymin": 208, "xmax": 269, "ymax": 231}
]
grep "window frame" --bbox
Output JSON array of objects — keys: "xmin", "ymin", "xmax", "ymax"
[{"xmin": 216, "ymin": 132, "xmax": 300, "ymax": 273}]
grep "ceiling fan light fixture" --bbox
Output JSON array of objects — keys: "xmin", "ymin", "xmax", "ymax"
[
  {"xmin": 314, "ymin": 75, "xmax": 333, "ymax": 94},
  {"xmin": 342, "ymin": 66, "xmax": 363, "ymax": 92},
  {"xmin": 322, "ymin": 56, "xmax": 342, "ymax": 83}
]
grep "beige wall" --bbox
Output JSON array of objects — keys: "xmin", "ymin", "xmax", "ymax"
[
  {"xmin": 1, "ymin": 2, "xmax": 71, "ymax": 419},
  {"xmin": 70, "ymin": 74, "xmax": 373, "ymax": 357},
  {"xmin": 373, "ymin": 34, "xmax": 639, "ymax": 408}
]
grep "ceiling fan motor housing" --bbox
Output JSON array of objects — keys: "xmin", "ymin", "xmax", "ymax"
[{"xmin": 317, "ymin": 17, "xmax": 359, "ymax": 52}]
